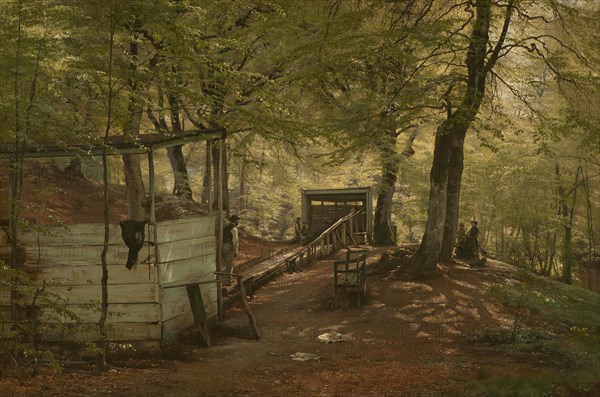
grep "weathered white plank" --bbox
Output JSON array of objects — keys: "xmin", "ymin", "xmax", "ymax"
[
  {"xmin": 1, "ymin": 284, "xmax": 157, "ymax": 305},
  {"xmin": 157, "ymin": 236, "xmax": 215, "ymax": 264},
  {"xmin": 16, "ymin": 224, "xmax": 125, "ymax": 246},
  {"xmin": 160, "ymin": 284, "xmax": 217, "ymax": 305},
  {"xmin": 0, "ymin": 288, "xmax": 10, "ymax": 305},
  {"xmin": 0, "ymin": 305, "xmax": 16, "ymax": 321},
  {"xmin": 160, "ymin": 285, "xmax": 188, "ymax": 305},
  {"xmin": 0, "ymin": 321, "xmax": 160, "ymax": 342},
  {"xmin": 156, "ymin": 217, "xmax": 214, "ymax": 244},
  {"xmin": 161, "ymin": 298, "xmax": 191, "ymax": 322},
  {"xmin": 17, "ymin": 244, "xmax": 133, "ymax": 266},
  {"xmin": 23, "ymin": 263, "xmax": 157, "ymax": 286},
  {"xmin": 203, "ymin": 286, "xmax": 218, "ymax": 320},
  {"xmin": 156, "ymin": 216, "xmax": 213, "ymax": 228},
  {"xmin": 158, "ymin": 256, "xmax": 215, "ymax": 286},
  {"xmin": 160, "ymin": 283, "xmax": 217, "ymax": 322},
  {"xmin": 42, "ymin": 283, "xmax": 159, "ymax": 305},
  {"xmin": 161, "ymin": 312, "xmax": 195, "ymax": 345},
  {"xmin": 39, "ymin": 303, "xmax": 159, "ymax": 323},
  {"xmin": 160, "ymin": 283, "xmax": 217, "ymax": 309}
]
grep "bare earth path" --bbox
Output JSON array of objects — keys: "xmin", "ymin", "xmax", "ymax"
[{"xmin": 1, "ymin": 247, "xmax": 545, "ymax": 397}]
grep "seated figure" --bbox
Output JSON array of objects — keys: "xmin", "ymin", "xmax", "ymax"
[{"xmin": 456, "ymin": 218, "xmax": 479, "ymax": 259}]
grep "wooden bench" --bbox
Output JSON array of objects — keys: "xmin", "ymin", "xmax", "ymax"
[
  {"xmin": 352, "ymin": 232, "xmax": 368, "ymax": 245},
  {"xmin": 333, "ymin": 249, "xmax": 368, "ymax": 307}
]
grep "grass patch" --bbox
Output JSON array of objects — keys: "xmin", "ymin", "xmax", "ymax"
[
  {"xmin": 465, "ymin": 370, "xmax": 600, "ymax": 397},
  {"xmin": 487, "ymin": 270, "xmax": 600, "ymax": 335},
  {"xmin": 465, "ymin": 271, "xmax": 600, "ymax": 395}
]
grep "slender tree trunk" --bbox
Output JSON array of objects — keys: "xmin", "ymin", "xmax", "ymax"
[
  {"xmin": 201, "ymin": 140, "xmax": 212, "ymax": 204},
  {"xmin": 123, "ymin": 153, "xmax": 145, "ymax": 220},
  {"xmin": 373, "ymin": 129, "xmax": 418, "ymax": 245},
  {"xmin": 562, "ymin": 212, "xmax": 573, "ymax": 283},
  {"xmin": 122, "ymin": 32, "xmax": 145, "ymax": 220},
  {"xmin": 211, "ymin": 139, "xmax": 229, "ymax": 213},
  {"xmin": 166, "ymin": 145, "xmax": 192, "ymax": 199},
  {"xmin": 166, "ymin": 87, "xmax": 193, "ymax": 200},
  {"xmin": 65, "ymin": 157, "xmax": 84, "ymax": 179},
  {"xmin": 9, "ymin": 0, "xmax": 24, "ymax": 339},
  {"xmin": 373, "ymin": 131, "xmax": 399, "ymax": 245},
  {"xmin": 98, "ymin": 7, "xmax": 116, "ymax": 371},
  {"xmin": 239, "ymin": 162, "xmax": 246, "ymax": 212},
  {"xmin": 558, "ymin": 164, "xmax": 581, "ymax": 284}
]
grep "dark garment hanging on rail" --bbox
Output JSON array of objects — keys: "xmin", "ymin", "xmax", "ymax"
[{"xmin": 119, "ymin": 220, "xmax": 147, "ymax": 270}]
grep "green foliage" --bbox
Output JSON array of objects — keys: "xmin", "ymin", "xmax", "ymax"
[
  {"xmin": 467, "ymin": 273, "xmax": 600, "ymax": 396},
  {"xmin": 0, "ymin": 264, "xmax": 99, "ymax": 371},
  {"xmin": 465, "ymin": 370, "xmax": 600, "ymax": 397},
  {"xmin": 489, "ymin": 273, "xmax": 600, "ymax": 331}
]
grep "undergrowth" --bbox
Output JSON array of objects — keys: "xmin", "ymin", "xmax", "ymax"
[{"xmin": 465, "ymin": 270, "xmax": 600, "ymax": 396}]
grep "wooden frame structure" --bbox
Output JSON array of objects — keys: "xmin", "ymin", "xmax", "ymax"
[
  {"xmin": 0, "ymin": 128, "xmax": 228, "ymax": 349},
  {"xmin": 301, "ymin": 187, "xmax": 373, "ymax": 242},
  {"xmin": 334, "ymin": 249, "xmax": 368, "ymax": 307}
]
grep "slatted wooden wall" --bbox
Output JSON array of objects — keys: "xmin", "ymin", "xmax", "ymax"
[
  {"xmin": 0, "ymin": 216, "xmax": 216, "ymax": 348},
  {"xmin": 156, "ymin": 217, "xmax": 217, "ymax": 345}
]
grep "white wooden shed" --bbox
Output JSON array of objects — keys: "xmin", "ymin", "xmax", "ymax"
[{"xmin": 0, "ymin": 129, "xmax": 227, "ymax": 350}]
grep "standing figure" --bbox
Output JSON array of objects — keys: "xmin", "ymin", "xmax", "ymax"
[
  {"xmin": 455, "ymin": 222, "xmax": 466, "ymax": 257},
  {"xmin": 222, "ymin": 215, "xmax": 239, "ymax": 285},
  {"xmin": 465, "ymin": 217, "xmax": 479, "ymax": 258},
  {"xmin": 456, "ymin": 222, "xmax": 466, "ymax": 243},
  {"xmin": 294, "ymin": 217, "xmax": 303, "ymax": 244},
  {"xmin": 301, "ymin": 220, "xmax": 309, "ymax": 240}
]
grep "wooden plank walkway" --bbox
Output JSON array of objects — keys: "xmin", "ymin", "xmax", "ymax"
[
  {"xmin": 223, "ymin": 245, "xmax": 308, "ymax": 296},
  {"xmin": 222, "ymin": 210, "xmax": 367, "ymax": 298}
]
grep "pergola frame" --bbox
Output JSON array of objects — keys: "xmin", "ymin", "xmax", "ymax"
[{"xmin": 1, "ymin": 127, "xmax": 228, "ymax": 318}]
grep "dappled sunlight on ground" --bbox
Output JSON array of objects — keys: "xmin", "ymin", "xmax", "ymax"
[{"xmin": 1, "ymin": 246, "xmax": 569, "ymax": 396}]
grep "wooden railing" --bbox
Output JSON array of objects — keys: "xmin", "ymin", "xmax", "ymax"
[{"xmin": 283, "ymin": 210, "xmax": 367, "ymax": 271}]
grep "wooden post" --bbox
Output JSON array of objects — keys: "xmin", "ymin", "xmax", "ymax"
[
  {"xmin": 236, "ymin": 276, "xmax": 261, "ymax": 339},
  {"xmin": 185, "ymin": 284, "xmax": 212, "ymax": 347},
  {"xmin": 216, "ymin": 136, "xmax": 224, "ymax": 321},
  {"xmin": 148, "ymin": 150, "xmax": 159, "ymax": 264},
  {"xmin": 341, "ymin": 221, "xmax": 347, "ymax": 246},
  {"xmin": 332, "ymin": 229, "xmax": 337, "ymax": 251},
  {"xmin": 207, "ymin": 140, "xmax": 213, "ymax": 215},
  {"xmin": 148, "ymin": 150, "xmax": 163, "ymax": 339}
]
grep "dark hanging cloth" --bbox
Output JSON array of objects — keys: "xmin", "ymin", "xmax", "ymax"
[{"xmin": 119, "ymin": 220, "xmax": 147, "ymax": 270}]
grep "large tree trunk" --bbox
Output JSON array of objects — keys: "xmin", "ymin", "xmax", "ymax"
[
  {"xmin": 373, "ymin": 131, "xmax": 399, "ymax": 245},
  {"xmin": 408, "ymin": 129, "xmax": 454, "ymax": 273},
  {"xmin": 440, "ymin": 132, "xmax": 467, "ymax": 262},
  {"xmin": 122, "ymin": 35, "xmax": 145, "ymax": 221},
  {"xmin": 373, "ymin": 129, "xmax": 418, "ymax": 245},
  {"xmin": 409, "ymin": 0, "xmax": 509, "ymax": 275}
]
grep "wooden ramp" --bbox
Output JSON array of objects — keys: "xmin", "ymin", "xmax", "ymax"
[
  {"xmin": 223, "ymin": 209, "xmax": 367, "ymax": 298},
  {"xmin": 223, "ymin": 245, "xmax": 307, "ymax": 296}
]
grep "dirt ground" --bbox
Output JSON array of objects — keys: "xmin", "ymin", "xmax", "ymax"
[{"xmin": 0, "ymin": 245, "xmax": 574, "ymax": 397}]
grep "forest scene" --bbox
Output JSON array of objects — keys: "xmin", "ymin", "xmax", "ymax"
[{"xmin": 0, "ymin": 0, "xmax": 599, "ymax": 396}]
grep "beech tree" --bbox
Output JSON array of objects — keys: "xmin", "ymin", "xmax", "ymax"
[
  {"xmin": 406, "ymin": 0, "xmax": 596, "ymax": 274},
  {"xmin": 269, "ymin": 0, "xmax": 457, "ymax": 244}
]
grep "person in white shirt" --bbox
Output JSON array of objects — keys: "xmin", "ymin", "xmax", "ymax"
[{"xmin": 222, "ymin": 215, "xmax": 239, "ymax": 285}]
